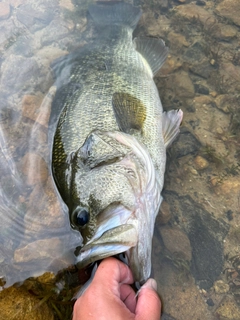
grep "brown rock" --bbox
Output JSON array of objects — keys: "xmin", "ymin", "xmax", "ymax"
[
  {"xmin": 215, "ymin": 94, "xmax": 231, "ymax": 113},
  {"xmin": 160, "ymin": 226, "xmax": 192, "ymax": 261},
  {"xmin": 0, "ymin": 3, "xmax": 11, "ymax": 20},
  {"xmin": 216, "ymin": 0, "xmax": 240, "ymax": 27},
  {"xmin": 24, "ymin": 176, "xmax": 66, "ymax": 234},
  {"xmin": 220, "ymin": 63, "xmax": 240, "ymax": 92},
  {"xmin": 215, "ymin": 296, "xmax": 240, "ymax": 319},
  {"xmin": 158, "ymin": 201, "xmax": 171, "ymax": 224},
  {"xmin": 59, "ymin": 0, "xmax": 74, "ymax": 11},
  {"xmin": 193, "ymin": 95, "xmax": 213, "ymax": 108},
  {"xmin": 160, "ymin": 56, "xmax": 182, "ymax": 75},
  {"xmin": 173, "ymin": 71, "xmax": 195, "ymax": 98},
  {"xmin": 0, "ymin": 286, "xmax": 54, "ymax": 320},
  {"xmin": 21, "ymin": 152, "xmax": 49, "ymax": 186},
  {"xmin": 168, "ymin": 31, "xmax": 189, "ymax": 48},
  {"xmin": 214, "ymin": 177, "xmax": 240, "ymax": 196},
  {"xmin": 194, "ymin": 155, "xmax": 209, "ymax": 170},
  {"xmin": 174, "ymin": 4, "xmax": 214, "ymax": 24},
  {"xmin": 22, "ymin": 90, "xmax": 54, "ymax": 127},
  {"xmin": 157, "ymin": 264, "xmax": 215, "ymax": 320},
  {"xmin": 212, "ymin": 23, "xmax": 237, "ymax": 41},
  {"xmin": 22, "ymin": 94, "xmax": 44, "ymax": 122},
  {"xmin": 14, "ymin": 238, "xmax": 62, "ymax": 263}
]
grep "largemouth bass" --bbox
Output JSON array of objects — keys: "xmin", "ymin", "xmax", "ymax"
[{"xmin": 51, "ymin": 2, "xmax": 183, "ymax": 285}]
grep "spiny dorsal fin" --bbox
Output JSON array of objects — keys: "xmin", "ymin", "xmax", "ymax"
[
  {"xmin": 112, "ymin": 92, "xmax": 146, "ymax": 134},
  {"xmin": 163, "ymin": 109, "xmax": 183, "ymax": 148},
  {"xmin": 133, "ymin": 37, "xmax": 169, "ymax": 76},
  {"xmin": 88, "ymin": 2, "xmax": 142, "ymax": 29}
]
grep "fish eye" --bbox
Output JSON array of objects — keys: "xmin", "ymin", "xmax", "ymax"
[{"xmin": 72, "ymin": 207, "xmax": 90, "ymax": 227}]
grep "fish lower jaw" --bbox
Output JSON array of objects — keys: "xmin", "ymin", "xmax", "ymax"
[
  {"xmin": 76, "ymin": 224, "xmax": 138, "ymax": 269},
  {"xmin": 76, "ymin": 244, "xmax": 133, "ymax": 269}
]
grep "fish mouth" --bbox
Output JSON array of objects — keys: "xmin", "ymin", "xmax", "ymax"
[{"xmin": 76, "ymin": 223, "xmax": 138, "ymax": 269}]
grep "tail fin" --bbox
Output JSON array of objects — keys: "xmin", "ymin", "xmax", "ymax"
[{"xmin": 88, "ymin": 2, "xmax": 142, "ymax": 29}]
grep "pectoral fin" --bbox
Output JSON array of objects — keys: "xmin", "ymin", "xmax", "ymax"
[
  {"xmin": 112, "ymin": 92, "xmax": 146, "ymax": 134},
  {"xmin": 78, "ymin": 130, "xmax": 128, "ymax": 169},
  {"xmin": 163, "ymin": 109, "xmax": 183, "ymax": 148}
]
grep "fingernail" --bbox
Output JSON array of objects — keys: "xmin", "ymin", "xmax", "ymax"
[{"xmin": 142, "ymin": 278, "xmax": 158, "ymax": 291}]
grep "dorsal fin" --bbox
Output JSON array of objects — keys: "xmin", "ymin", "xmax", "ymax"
[
  {"xmin": 112, "ymin": 92, "xmax": 146, "ymax": 134},
  {"xmin": 88, "ymin": 2, "xmax": 142, "ymax": 29},
  {"xmin": 133, "ymin": 37, "xmax": 169, "ymax": 76},
  {"xmin": 162, "ymin": 109, "xmax": 183, "ymax": 148}
]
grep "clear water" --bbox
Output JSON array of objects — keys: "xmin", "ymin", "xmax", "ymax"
[{"xmin": 0, "ymin": 0, "xmax": 240, "ymax": 319}]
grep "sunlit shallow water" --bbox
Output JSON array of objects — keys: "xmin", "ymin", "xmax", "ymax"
[{"xmin": 0, "ymin": 0, "xmax": 240, "ymax": 319}]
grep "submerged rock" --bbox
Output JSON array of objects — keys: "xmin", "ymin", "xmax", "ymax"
[
  {"xmin": 14, "ymin": 237, "xmax": 63, "ymax": 264},
  {"xmin": 170, "ymin": 127, "xmax": 201, "ymax": 158},
  {"xmin": 194, "ymin": 155, "xmax": 209, "ymax": 170},
  {"xmin": 0, "ymin": 3, "xmax": 11, "ymax": 20},
  {"xmin": 160, "ymin": 226, "xmax": 192, "ymax": 261},
  {"xmin": 21, "ymin": 152, "xmax": 48, "ymax": 186},
  {"xmin": 174, "ymin": 3, "xmax": 214, "ymax": 24},
  {"xmin": 163, "ymin": 191, "xmax": 229, "ymax": 289},
  {"xmin": 215, "ymin": 296, "xmax": 240, "ymax": 319},
  {"xmin": 213, "ymin": 177, "xmax": 240, "ymax": 196},
  {"xmin": 216, "ymin": 0, "xmax": 240, "ymax": 27},
  {"xmin": 172, "ymin": 71, "xmax": 195, "ymax": 98},
  {"xmin": 158, "ymin": 200, "xmax": 171, "ymax": 225},
  {"xmin": 213, "ymin": 280, "xmax": 230, "ymax": 294}
]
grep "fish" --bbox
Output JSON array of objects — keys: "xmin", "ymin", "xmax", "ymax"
[{"xmin": 51, "ymin": 2, "xmax": 183, "ymax": 285}]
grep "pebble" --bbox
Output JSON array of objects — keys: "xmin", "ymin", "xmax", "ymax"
[
  {"xmin": 160, "ymin": 226, "xmax": 192, "ymax": 261},
  {"xmin": 213, "ymin": 280, "xmax": 230, "ymax": 294},
  {"xmin": 189, "ymin": 167, "xmax": 198, "ymax": 175},
  {"xmin": 0, "ymin": 3, "xmax": 11, "ymax": 20},
  {"xmin": 172, "ymin": 71, "xmax": 195, "ymax": 98},
  {"xmin": 215, "ymin": 94, "xmax": 231, "ymax": 113},
  {"xmin": 214, "ymin": 177, "xmax": 240, "ymax": 195},
  {"xmin": 158, "ymin": 201, "xmax": 171, "ymax": 224},
  {"xmin": 194, "ymin": 155, "xmax": 209, "ymax": 170},
  {"xmin": 210, "ymin": 91, "xmax": 217, "ymax": 98},
  {"xmin": 167, "ymin": 31, "xmax": 189, "ymax": 48},
  {"xmin": 160, "ymin": 56, "xmax": 182, "ymax": 76},
  {"xmin": 216, "ymin": 127, "xmax": 223, "ymax": 135}
]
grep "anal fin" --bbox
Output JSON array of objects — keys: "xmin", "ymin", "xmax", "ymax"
[{"xmin": 163, "ymin": 109, "xmax": 183, "ymax": 148}]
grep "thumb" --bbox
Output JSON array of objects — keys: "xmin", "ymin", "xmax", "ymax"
[{"xmin": 135, "ymin": 279, "xmax": 161, "ymax": 320}]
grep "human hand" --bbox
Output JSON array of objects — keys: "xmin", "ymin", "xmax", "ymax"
[{"xmin": 73, "ymin": 257, "xmax": 161, "ymax": 320}]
